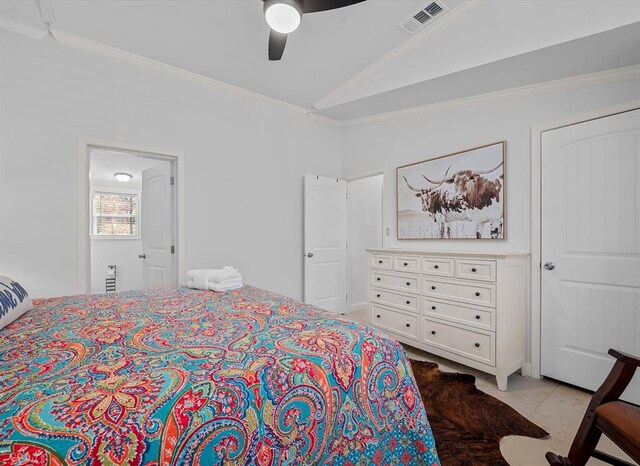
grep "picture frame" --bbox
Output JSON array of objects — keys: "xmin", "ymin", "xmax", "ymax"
[{"xmin": 396, "ymin": 141, "xmax": 506, "ymax": 240}]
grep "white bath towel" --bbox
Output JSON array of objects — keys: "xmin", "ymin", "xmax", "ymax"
[
  {"xmin": 186, "ymin": 278, "xmax": 243, "ymax": 292},
  {"xmin": 186, "ymin": 267, "xmax": 243, "ymax": 291}
]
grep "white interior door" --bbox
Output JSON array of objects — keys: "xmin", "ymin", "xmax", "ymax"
[
  {"xmin": 304, "ymin": 174, "xmax": 347, "ymax": 314},
  {"xmin": 541, "ymin": 109, "xmax": 640, "ymax": 403},
  {"xmin": 141, "ymin": 163, "xmax": 175, "ymax": 289}
]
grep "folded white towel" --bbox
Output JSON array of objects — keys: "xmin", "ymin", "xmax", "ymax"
[{"xmin": 186, "ymin": 278, "xmax": 243, "ymax": 292}]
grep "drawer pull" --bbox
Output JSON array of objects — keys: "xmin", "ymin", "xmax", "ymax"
[
  {"xmin": 431, "ymin": 286, "xmax": 436, "ymax": 290},
  {"xmin": 475, "ymin": 292, "xmax": 481, "ymax": 297},
  {"xmin": 406, "ymin": 300, "xmax": 411, "ymax": 305},
  {"xmin": 404, "ymin": 262, "xmax": 408, "ymax": 266},
  {"xmin": 475, "ymin": 315, "xmax": 481, "ymax": 320},
  {"xmin": 472, "ymin": 267, "xmax": 477, "ymax": 272},
  {"xmin": 376, "ymin": 314, "xmax": 380, "ymax": 318},
  {"xmin": 405, "ymin": 323, "xmax": 411, "ymax": 328},
  {"xmin": 431, "ymin": 306, "xmax": 436, "ymax": 310},
  {"xmin": 376, "ymin": 294, "xmax": 381, "ymax": 298},
  {"xmin": 431, "ymin": 330, "xmax": 436, "ymax": 335},
  {"xmin": 376, "ymin": 277, "xmax": 381, "ymax": 281},
  {"xmin": 474, "ymin": 343, "xmax": 480, "ymax": 348},
  {"xmin": 378, "ymin": 260, "xmax": 383, "ymax": 264},
  {"xmin": 434, "ymin": 264, "xmax": 439, "ymax": 269},
  {"xmin": 406, "ymin": 282, "xmax": 411, "ymax": 286}
]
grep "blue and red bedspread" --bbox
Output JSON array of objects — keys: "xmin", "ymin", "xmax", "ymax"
[{"xmin": 0, "ymin": 286, "xmax": 439, "ymax": 465}]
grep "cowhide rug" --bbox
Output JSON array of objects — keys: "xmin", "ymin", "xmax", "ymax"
[{"xmin": 410, "ymin": 359, "xmax": 549, "ymax": 465}]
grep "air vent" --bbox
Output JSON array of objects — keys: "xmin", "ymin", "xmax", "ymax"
[{"xmin": 399, "ymin": 1, "xmax": 447, "ymax": 35}]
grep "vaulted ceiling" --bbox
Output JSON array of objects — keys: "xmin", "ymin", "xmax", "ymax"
[{"xmin": 1, "ymin": 0, "xmax": 639, "ymax": 121}]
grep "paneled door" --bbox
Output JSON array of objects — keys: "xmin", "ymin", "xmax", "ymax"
[
  {"xmin": 541, "ymin": 109, "xmax": 640, "ymax": 403},
  {"xmin": 304, "ymin": 175, "xmax": 347, "ymax": 314},
  {"xmin": 141, "ymin": 164, "xmax": 175, "ymax": 289}
]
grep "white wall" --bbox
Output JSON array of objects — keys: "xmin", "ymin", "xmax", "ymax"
[
  {"xmin": 0, "ymin": 31, "xmax": 341, "ymax": 299},
  {"xmin": 348, "ymin": 174, "xmax": 383, "ymax": 309},
  {"xmin": 341, "ymin": 78, "xmax": 640, "ymax": 361},
  {"xmin": 342, "ymin": 79, "xmax": 640, "ymax": 252}
]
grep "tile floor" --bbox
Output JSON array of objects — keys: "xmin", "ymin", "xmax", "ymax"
[{"xmin": 349, "ymin": 309, "xmax": 633, "ymax": 465}]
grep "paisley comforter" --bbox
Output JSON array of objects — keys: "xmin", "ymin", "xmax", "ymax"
[{"xmin": 0, "ymin": 286, "xmax": 439, "ymax": 465}]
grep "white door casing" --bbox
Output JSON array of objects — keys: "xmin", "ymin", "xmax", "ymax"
[
  {"xmin": 541, "ymin": 109, "xmax": 640, "ymax": 403},
  {"xmin": 304, "ymin": 175, "xmax": 348, "ymax": 314},
  {"xmin": 141, "ymin": 164, "xmax": 175, "ymax": 289}
]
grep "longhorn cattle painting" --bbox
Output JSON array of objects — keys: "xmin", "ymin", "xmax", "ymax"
[{"xmin": 397, "ymin": 142, "xmax": 506, "ymax": 239}]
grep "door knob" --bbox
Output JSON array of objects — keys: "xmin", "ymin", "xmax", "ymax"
[
  {"xmin": 544, "ymin": 261, "xmax": 556, "ymax": 270},
  {"xmin": 306, "ymin": 252, "xmax": 314, "ymax": 258},
  {"xmin": 138, "ymin": 254, "xmax": 146, "ymax": 259}
]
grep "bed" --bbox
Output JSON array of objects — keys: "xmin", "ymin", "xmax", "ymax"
[{"xmin": 0, "ymin": 285, "xmax": 439, "ymax": 465}]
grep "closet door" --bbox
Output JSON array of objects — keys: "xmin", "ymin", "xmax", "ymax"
[
  {"xmin": 304, "ymin": 175, "xmax": 347, "ymax": 314},
  {"xmin": 541, "ymin": 108, "xmax": 640, "ymax": 403}
]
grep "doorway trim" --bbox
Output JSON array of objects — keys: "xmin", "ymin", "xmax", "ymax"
[
  {"xmin": 530, "ymin": 98, "xmax": 640, "ymax": 379},
  {"xmin": 77, "ymin": 136, "xmax": 185, "ymax": 294}
]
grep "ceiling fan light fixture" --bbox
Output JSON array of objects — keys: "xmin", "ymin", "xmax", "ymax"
[
  {"xmin": 264, "ymin": 0, "xmax": 301, "ymax": 34},
  {"xmin": 114, "ymin": 172, "xmax": 133, "ymax": 183}
]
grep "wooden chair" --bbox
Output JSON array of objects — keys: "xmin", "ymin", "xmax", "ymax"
[{"xmin": 546, "ymin": 349, "xmax": 640, "ymax": 466}]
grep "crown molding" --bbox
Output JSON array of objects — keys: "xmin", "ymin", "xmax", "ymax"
[
  {"xmin": 43, "ymin": 28, "xmax": 340, "ymax": 126},
  {"xmin": 0, "ymin": 15, "xmax": 48, "ymax": 40},
  {"xmin": 340, "ymin": 64, "xmax": 640, "ymax": 127},
  {"xmin": 313, "ymin": 0, "xmax": 490, "ymax": 110},
  {"xmin": 36, "ymin": 0, "xmax": 56, "ymax": 25}
]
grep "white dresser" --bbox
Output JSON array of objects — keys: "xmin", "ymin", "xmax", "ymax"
[{"xmin": 367, "ymin": 248, "xmax": 527, "ymax": 390}]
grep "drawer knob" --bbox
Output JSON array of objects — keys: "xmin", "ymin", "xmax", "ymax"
[
  {"xmin": 406, "ymin": 282, "xmax": 411, "ymax": 286},
  {"xmin": 431, "ymin": 286, "xmax": 436, "ymax": 290},
  {"xmin": 403, "ymin": 262, "xmax": 408, "ymax": 266},
  {"xmin": 475, "ymin": 315, "xmax": 481, "ymax": 320},
  {"xmin": 405, "ymin": 323, "xmax": 411, "ymax": 327},
  {"xmin": 378, "ymin": 260, "xmax": 383, "ymax": 264},
  {"xmin": 431, "ymin": 306, "xmax": 436, "ymax": 310},
  {"xmin": 406, "ymin": 300, "xmax": 411, "ymax": 305},
  {"xmin": 475, "ymin": 292, "xmax": 481, "ymax": 297},
  {"xmin": 475, "ymin": 343, "xmax": 480, "ymax": 348},
  {"xmin": 434, "ymin": 264, "xmax": 439, "ymax": 269},
  {"xmin": 376, "ymin": 294, "xmax": 381, "ymax": 298},
  {"xmin": 376, "ymin": 277, "xmax": 381, "ymax": 281},
  {"xmin": 431, "ymin": 330, "xmax": 436, "ymax": 335},
  {"xmin": 471, "ymin": 267, "xmax": 477, "ymax": 272},
  {"xmin": 376, "ymin": 314, "xmax": 380, "ymax": 318}
]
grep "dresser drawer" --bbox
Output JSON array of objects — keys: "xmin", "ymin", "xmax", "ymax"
[
  {"xmin": 371, "ymin": 304, "xmax": 418, "ymax": 340},
  {"xmin": 423, "ymin": 298, "xmax": 495, "ymax": 331},
  {"xmin": 422, "ymin": 318, "xmax": 495, "ymax": 366},
  {"xmin": 423, "ymin": 278, "xmax": 496, "ymax": 308},
  {"xmin": 371, "ymin": 254, "xmax": 393, "ymax": 270},
  {"xmin": 422, "ymin": 257, "xmax": 455, "ymax": 277},
  {"xmin": 456, "ymin": 259, "xmax": 497, "ymax": 282},
  {"xmin": 371, "ymin": 271, "xmax": 419, "ymax": 293},
  {"xmin": 394, "ymin": 255, "xmax": 420, "ymax": 274},
  {"xmin": 372, "ymin": 288, "xmax": 418, "ymax": 313}
]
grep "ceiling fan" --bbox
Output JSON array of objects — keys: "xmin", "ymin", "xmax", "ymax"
[{"xmin": 262, "ymin": 0, "xmax": 366, "ymax": 61}]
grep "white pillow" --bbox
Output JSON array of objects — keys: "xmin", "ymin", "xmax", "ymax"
[{"xmin": 0, "ymin": 276, "xmax": 33, "ymax": 330}]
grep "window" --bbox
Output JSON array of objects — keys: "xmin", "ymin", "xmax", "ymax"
[{"xmin": 92, "ymin": 192, "xmax": 139, "ymax": 237}]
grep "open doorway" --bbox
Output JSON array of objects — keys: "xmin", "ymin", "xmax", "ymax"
[
  {"xmin": 347, "ymin": 173, "xmax": 384, "ymax": 316},
  {"xmin": 88, "ymin": 148, "xmax": 177, "ymax": 294}
]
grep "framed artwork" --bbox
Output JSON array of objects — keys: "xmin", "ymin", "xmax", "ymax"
[{"xmin": 397, "ymin": 141, "xmax": 506, "ymax": 239}]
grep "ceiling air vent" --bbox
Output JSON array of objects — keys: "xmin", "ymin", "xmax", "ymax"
[{"xmin": 399, "ymin": 1, "xmax": 447, "ymax": 35}]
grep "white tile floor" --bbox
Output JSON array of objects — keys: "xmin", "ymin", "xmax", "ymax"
[{"xmin": 348, "ymin": 309, "xmax": 633, "ymax": 466}]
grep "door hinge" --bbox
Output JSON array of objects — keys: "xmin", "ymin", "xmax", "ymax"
[
  {"xmin": 170, "ymin": 176, "xmax": 175, "ymax": 186},
  {"xmin": 171, "ymin": 245, "xmax": 175, "ymax": 254}
]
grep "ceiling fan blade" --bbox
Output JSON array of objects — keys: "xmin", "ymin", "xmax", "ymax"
[
  {"xmin": 268, "ymin": 30, "xmax": 288, "ymax": 61},
  {"xmin": 300, "ymin": 0, "xmax": 366, "ymax": 14}
]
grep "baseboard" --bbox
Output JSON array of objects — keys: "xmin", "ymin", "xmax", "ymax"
[
  {"xmin": 349, "ymin": 302, "xmax": 367, "ymax": 314},
  {"xmin": 521, "ymin": 362, "xmax": 535, "ymax": 378}
]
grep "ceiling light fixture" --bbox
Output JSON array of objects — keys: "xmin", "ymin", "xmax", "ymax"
[
  {"xmin": 264, "ymin": 0, "xmax": 301, "ymax": 34},
  {"xmin": 114, "ymin": 172, "xmax": 133, "ymax": 183}
]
